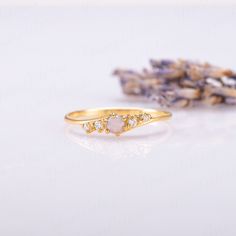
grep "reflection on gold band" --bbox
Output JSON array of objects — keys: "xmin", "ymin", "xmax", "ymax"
[{"xmin": 65, "ymin": 122, "xmax": 172, "ymax": 158}]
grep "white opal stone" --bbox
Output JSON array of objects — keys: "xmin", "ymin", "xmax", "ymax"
[{"xmin": 107, "ymin": 116, "xmax": 124, "ymax": 134}]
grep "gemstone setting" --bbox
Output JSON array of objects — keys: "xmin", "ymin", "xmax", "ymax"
[
  {"xmin": 107, "ymin": 115, "xmax": 125, "ymax": 134},
  {"xmin": 94, "ymin": 120, "xmax": 103, "ymax": 130},
  {"xmin": 81, "ymin": 112, "xmax": 153, "ymax": 135},
  {"xmin": 140, "ymin": 113, "xmax": 151, "ymax": 122},
  {"xmin": 82, "ymin": 123, "xmax": 90, "ymax": 132},
  {"xmin": 128, "ymin": 117, "xmax": 137, "ymax": 127}
]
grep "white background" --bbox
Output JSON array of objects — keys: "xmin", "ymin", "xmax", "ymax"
[
  {"xmin": 0, "ymin": 0, "xmax": 236, "ymax": 6},
  {"xmin": 1, "ymin": 6, "xmax": 236, "ymax": 236}
]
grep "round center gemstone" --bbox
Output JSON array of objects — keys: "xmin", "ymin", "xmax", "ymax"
[{"xmin": 107, "ymin": 116, "xmax": 124, "ymax": 134}]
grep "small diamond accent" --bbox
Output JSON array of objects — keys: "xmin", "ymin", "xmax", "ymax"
[
  {"xmin": 83, "ymin": 123, "xmax": 90, "ymax": 131},
  {"xmin": 143, "ymin": 113, "xmax": 151, "ymax": 122},
  {"xmin": 94, "ymin": 120, "xmax": 103, "ymax": 130},
  {"xmin": 128, "ymin": 118, "xmax": 137, "ymax": 127}
]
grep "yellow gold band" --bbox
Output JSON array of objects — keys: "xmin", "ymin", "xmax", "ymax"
[{"xmin": 64, "ymin": 107, "xmax": 172, "ymax": 136}]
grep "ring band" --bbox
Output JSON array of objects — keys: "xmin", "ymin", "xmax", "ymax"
[{"xmin": 64, "ymin": 107, "xmax": 172, "ymax": 136}]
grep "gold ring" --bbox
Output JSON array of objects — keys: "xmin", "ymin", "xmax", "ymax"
[{"xmin": 64, "ymin": 107, "xmax": 172, "ymax": 136}]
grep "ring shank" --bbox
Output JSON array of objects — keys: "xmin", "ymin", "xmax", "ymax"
[{"xmin": 65, "ymin": 107, "xmax": 172, "ymax": 124}]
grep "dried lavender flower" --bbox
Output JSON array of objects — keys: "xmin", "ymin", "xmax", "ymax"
[{"xmin": 113, "ymin": 59, "xmax": 236, "ymax": 107}]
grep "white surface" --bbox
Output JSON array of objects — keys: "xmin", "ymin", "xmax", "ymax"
[
  {"xmin": 1, "ymin": 0, "xmax": 236, "ymax": 7},
  {"xmin": 1, "ymin": 7, "xmax": 236, "ymax": 236}
]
